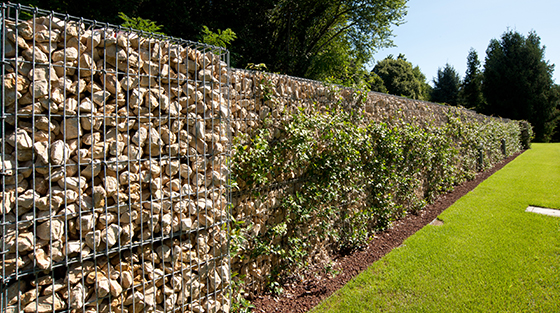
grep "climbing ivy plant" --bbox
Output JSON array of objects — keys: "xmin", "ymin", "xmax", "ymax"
[{"xmin": 229, "ymin": 76, "xmax": 524, "ymax": 302}]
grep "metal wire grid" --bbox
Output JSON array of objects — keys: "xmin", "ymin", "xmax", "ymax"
[{"xmin": 1, "ymin": 3, "xmax": 231, "ymax": 313}]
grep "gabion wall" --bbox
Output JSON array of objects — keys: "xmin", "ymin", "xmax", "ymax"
[
  {"xmin": 1, "ymin": 4, "xmax": 231, "ymax": 313},
  {"xmin": 0, "ymin": 2, "xmax": 525, "ymax": 310},
  {"xmin": 228, "ymin": 69, "xmax": 522, "ymax": 293}
]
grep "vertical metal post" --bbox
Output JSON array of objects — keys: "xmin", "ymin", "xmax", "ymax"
[{"xmin": 478, "ymin": 147, "xmax": 484, "ymax": 171}]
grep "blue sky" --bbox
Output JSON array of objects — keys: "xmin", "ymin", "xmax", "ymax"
[{"xmin": 371, "ymin": 0, "xmax": 560, "ymax": 86}]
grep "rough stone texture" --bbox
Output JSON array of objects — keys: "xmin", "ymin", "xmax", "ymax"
[
  {"xmin": 23, "ymin": 294, "xmax": 64, "ymax": 313},
  {"xmin": 1, "ymin": 11, "xmax": 230, "ymax": 313}
]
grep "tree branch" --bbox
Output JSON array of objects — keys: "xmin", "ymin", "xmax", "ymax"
[
  {"xmin": 303, "ymin": 2, "xmax": 369, "ymax": 56},
  {"xmin": 312, "ymin": 22, "xmax": 356, "ymax": 55}
]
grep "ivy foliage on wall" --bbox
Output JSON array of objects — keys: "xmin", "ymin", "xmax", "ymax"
[{"xmin": 229, "ymin": 77, "xmax": 526, "ymax": 297}]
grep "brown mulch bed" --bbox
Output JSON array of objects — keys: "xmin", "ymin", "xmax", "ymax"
[{"xmin": 251, "ymin": 151, "xmax": 524, "ymax": 313}]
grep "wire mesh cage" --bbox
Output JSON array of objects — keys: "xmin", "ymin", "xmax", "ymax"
[{"xmin": 1, "ymin": 3, "xmax": 231, "ymax": 313}]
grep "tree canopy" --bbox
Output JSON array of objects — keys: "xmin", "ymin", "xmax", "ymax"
[
  {"xmin": 371, "ymin": 54, "xmax": 431, "ymax": 100},
  {"xmin": 431, "ymin": 63, "xmax": 461, "ymax": 105},
  {"xmin": 482, "ymin": 30, "xmax": 558, "ymax": 142},
  {"xmin": 20, "ymin": 0, "xmax": 408, "ymax": 85},
  {"xmin": 460, "ymin": 48, "xmax": 485, "ymax": 110}
]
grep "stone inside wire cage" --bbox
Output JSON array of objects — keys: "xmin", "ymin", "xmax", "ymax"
[{"xmin": 1, "ymin": 3, "xmax": 231, "ymax": 313}]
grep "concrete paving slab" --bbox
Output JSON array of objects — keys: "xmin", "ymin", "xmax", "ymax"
[{"xmin": 525, "ymin": 206, "xmax": 560, "ymax": 218}]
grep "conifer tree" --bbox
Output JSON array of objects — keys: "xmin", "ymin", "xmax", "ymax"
[
  {"xmin": 483, "ymin": 30, "xmax": 558, "ymax": 142},
  {"xmin": 431, "ymin": 63, "xmax": 461, "ymax": 105},
  {"xmin": 460, "ymin": 48, "xmax": 485, "ymax": 110}
]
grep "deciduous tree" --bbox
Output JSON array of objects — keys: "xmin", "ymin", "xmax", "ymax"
[
  {"xmin": 372, "ymin": 54, "xmax": 430, "ymax": 100},
  {"xmin": 21, "ymin": 0, "xmax": 408, "ymax": 85}
]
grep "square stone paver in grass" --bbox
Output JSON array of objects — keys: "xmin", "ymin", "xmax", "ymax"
[{"xmin": 525, "ymin": 206, "xmax": 560, "ymax": 218}]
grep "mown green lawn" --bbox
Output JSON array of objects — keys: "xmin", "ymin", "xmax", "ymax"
[{"xmin": 312, "ymin": 143, "xmax": 560, "ymax": 312}]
